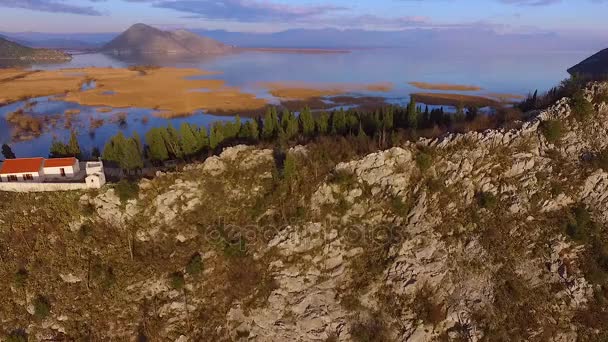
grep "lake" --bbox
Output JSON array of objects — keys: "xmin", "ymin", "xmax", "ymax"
[{"xmin": 0, "ymin": 48, "xmax": 591, "ymax": 158}]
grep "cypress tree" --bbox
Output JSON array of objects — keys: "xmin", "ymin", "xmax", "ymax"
[
  {"xmin": 262, "ymin": 108, "xmax": 279, "ymax": 140},
  {"xmin": 50, "ymin": 138, "xmax": 68, "ymax": 158},
  {"xmin": 282, "ymin": 152, "xmax": 297, "ymax": 188},
  {"xmin": 132, "ymin": 131, "xmax": 143, "ymax": 154},
  {"xmin": 1, "ymin": 144, "xmax": 16, "ymax": 159},
  {"xmin": 300, "ymin": 107, "xmax": 315, "ymax": 137},
  {"xmin": 67, "ymin": 130, "xmax": 81, "ymax": 158},
  {"xmin": 122, "ymin": 137, "xmax": 144, "ymax": 170},
  {"xmin": 209, "ymin": 122, "xmax": 225, "ymax": 149},
  {"xmin": 407, "ymin": 100, "xmax": 418, "ymax": 129},
  {"xmin": 165, "ymin": 124, "xmax": 183, "ymax": 159},
  {"xmin": 282, "ymin": 109, "xmax": 298, "ymax": 141},
  {"xmin": 197, "ymin": 126, "xmax": 209, "ymax": 151},
  {"xmin": 146, "ymin": 128, "xmax": 169, "ymax": 162},
  {"xmin": 179, "ymin": 123, "xmax": 199, "ymax": 157},
  {"xmin": 316, "ymin": 112, "xmax": 329, "ymax": 136}
]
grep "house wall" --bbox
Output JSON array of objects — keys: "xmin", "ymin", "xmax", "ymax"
[
  {"xmin": 43, "ymin": 161, "xmax": 80, "ymax": 178},
  {"xmin": 0, "ymin": 171, "xmax": 43, "ymax": 183},
  {"xmin": 0, "ymin": 175, "xmax": 105, "ymax": 192}
]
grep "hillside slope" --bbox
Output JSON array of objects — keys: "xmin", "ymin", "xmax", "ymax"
[
  {"xmin": 568, "ymin": 48, "xmax": 608, "ymax": 79},
  {"xmin": 0, "ymin": 37, "xmax": 71, "ymax": 61},
  {"xmin": 1, "ymin": 83, "xmax": 608, "ymax": 340},
  {"xmin": 101, "ymin": 23, "xmax": 232, "ymax": 56}
]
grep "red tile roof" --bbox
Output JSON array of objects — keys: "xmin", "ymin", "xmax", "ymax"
[
  {"xmin": 44, "ymin": 157, "xmax": 77, "ymax": 168},
  {"xmin": 0, "ymin": 158, "xmax": 44, "ymax": 174}
]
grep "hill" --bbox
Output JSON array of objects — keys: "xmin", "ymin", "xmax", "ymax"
[
  {"xmin": 568, "ymin": 48, "xmax": 608, "ymax": 79},
  {"xmin": 2, "ymin": 82, "xmax": 608, "ymax": 340},
  {"xmin": 0, "ymin": 36, "xmax": 71, "ymax": 61},
  {"xmin": 101, "ymin": 23, "xmax": 232, "ymax": 56}
]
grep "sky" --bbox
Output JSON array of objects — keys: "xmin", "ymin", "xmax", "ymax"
[{"xmin": 0, "ymin": 0, "xmax": 606, "ymax": 37}]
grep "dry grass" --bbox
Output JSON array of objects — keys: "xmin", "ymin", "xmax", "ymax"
[
  {"xmin": 409, "ymin": 81, "xmax": 482, "ymax": 91},
  {"xmin": 411, "ymin": 92, "xmax": 503, "ymax": 108},
  {"xmin": 0, "ymin": 67, "xmax": 268, "ymax": 115},
  {"xmin": 260, "ymin": 81, "xmax": 394, "ymax": 100}
]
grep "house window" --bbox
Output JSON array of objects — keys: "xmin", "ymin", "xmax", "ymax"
[
  {"xmin": 23, "ymin": 174, "xmax": 34, "ymax": 181},
  {"xmin": 8, "ymin": 175, "xmax": 18, "ymax": 182},
  {"xmin": 60, "ymin": 168, "xmax": 66, "ymax": 177}
]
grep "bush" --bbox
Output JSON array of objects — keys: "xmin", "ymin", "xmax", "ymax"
[
  {"xmin": 571, "ymin": 90, "xmax": 594, "ymax": 121},
  {"xmin": 14, "ymin": 268, "xmax": 28, "ymax": 288},
  {"xmin": 328, "ymin": 169, "xmax": 357, "ymax": 188},
  {"xmin": 170, "ymin": 272, "xmax": 185, "ymax": 290},
  {"xmin": 565, "ymin": 205, "xmax": 596, "ymax": 242},
  {"xmin": 412, "ymin": 286, "xmax": 445, "ymax": 326},
  {"xmin": 114, "ymin": 180, "xmax": 139, "ymax": 203},
  {"xmin": 186, "ymin": 253, "xmax": 203, "ymax": 275},
  {"xmin": 33, "ymin": 295, "xmax": 51, "ymax": 319},
  {"xmin": 5, "ymin": 330, "xmax": 27, "ymax": 342},
  {"xmin": 350, "ymin": 314, "xmax": 388, "ymax": 342},
  {"xmin": 540, "ymin": 120, "xmax": 563, "ymax": 144},
  {"xmin": 415, "ymin": 151, "xmax": 433, "ymax": 171},
  {"xmin": 476, "ymin": 191, "xmax": 498, "ymax": 209},
  {"xmin": 595, "ymin": 149, "xmax": 608, "ymax": 171}
]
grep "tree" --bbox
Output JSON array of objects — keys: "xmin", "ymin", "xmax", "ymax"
[
  {"xmin": 262, "ymin": 107, "xmax": 279, "ymax": 140},
  {"xmin": 121, "ymin": 137, "xmax": 144, "ymax": 171},
  {"xmin": 49, "ymin": 138, "xmax": 68, "ymax": 158},
  {"xmin": 1, "ymin": 144, "xmax": 16, "ymax": 159},
  {"xmin": 197, "ymin": 126, "xmax": 209, "ymax": 151},
  {"xmin": 331, "ymin": 109, "xmax": 347, "ymax": 135},
  {"xmin": 165, "ymin": 124, "xmax": 183, "ymax": 159},
  {"xmin": 132, "ymin": 131, "xmax": 143, "ymax": 154},
  {"xmin": 282, "ymin": 152, "xmax": 297, "ymax": 191},
  {"xmin": 179, "ymin": 123, "xmax": 199, "ymax": 157},
  {"xmin": 407, "ymin": 100, "xmax": 418, "ymax": 129},
  {"xmin": 146, "ymin": 128, "xmax": 169, "ymax": 162},
  {"xmin": 209, "ymin": 122, "xmax": 225, "ymax": 149},
  {"xmin": 67, "ymin": 130, "xmax": 81, "ymax": 158},
  {"xmin": 300, "ymin": 107, "xmax": 315, "ymax": 137},
  {"xmin": 316, "ymin": 112, "xmax": 329, "ymax": 136},
  {"xmin": 102, "ymin": 132, "xmax": 127, "ymax": 165},
  {"xmin": 281, "ymin": 109, "xmax": 298, "ymax": 141}
]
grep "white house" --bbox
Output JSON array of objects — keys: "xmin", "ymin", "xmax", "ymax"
[
  {"xmin": 0, "ymin": 157, "xmax": 45, "ymax": 183},
  {"xmin": 42, "ymin": 157, "xmax": 81, "ymax": 180}
]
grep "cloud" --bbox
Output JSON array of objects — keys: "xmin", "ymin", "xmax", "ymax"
[
  {"xmin": 0, "ymin": 0, "xmax": 102, "ymax": 15},
  {"xmin": 148, "ymin": 0, "xmax": 347, "ymax": 22}
]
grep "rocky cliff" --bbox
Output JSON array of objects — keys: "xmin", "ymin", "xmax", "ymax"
[{"xmin": 1, "ymin": 83, "xmax": 608, "ymax": 341}]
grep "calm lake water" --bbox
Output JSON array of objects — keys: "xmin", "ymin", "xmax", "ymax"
[{"xmin": 0, "ymin": 48, "xmax": 592, "ymax": 158}]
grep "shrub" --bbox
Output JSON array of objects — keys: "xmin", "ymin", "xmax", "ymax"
[
  {"xmin": 350, "ymin": 314, "xmax": 388, "ymax": 342},
  {"xmin": 33, "ymin": 295, "xmax": 51, "ymax": 319},
  {"xmin": 114, "ymin": 180, "xmax": 139, "ymax": 203},
  {"xmin": 170, "ymin": 272, "xmax": 185, "ymax": 290},
  {"xmin": 328, "ymin": 169, "xmax": 357, "ymax": 188},
  {"xmin": 14, "ymin": 268, "xmax": 28, "ymax": 288},
  {"xmin": 571, "ymin": 90, "xmax": 594, "ymax": 121},
  {"xmin": 186, "ymin": 253, "xmax": 203, "ymax": 275},
  {"xmin": 565, "ymin": 205, "xmax": 596, "ymax": 242},
  {"xmin": 595, "ymin": 149, "xmax": 608, "ymax": 171},
  {"xmin": 476, "ymin": 191, "xmax": 497, "ymax": 209},
  {"xmin": 412, "ymin": 286, "xmax": 445, "ymax": 326},
  {"xmin": 415, "ymin": 151, "xmax": 433, "ymax": 171},
  {"xmin": 540, "ymin": 120, "xmax": 563, "ymax": 144},
  {"xmin": 5, "ymin": 330, "xmax": 27, "ymax": 342}
]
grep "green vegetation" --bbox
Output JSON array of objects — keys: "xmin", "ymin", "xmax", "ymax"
[
  {"xmin": 571, "ymin": 90, "xmax": 594, "ymax": 121},
  {"xmin": 114, "ymin": 179, "xmax": 139, "ymax": 203},
  {"xmin": 540, "ymin": 119, "xmax": 563, "ymax": 144},
  {"xmin": 170, "ymin": 272, "xmax": 185, "ymax": 290},
  {"xmin": 49, "ymin": 130, "xmax": 81, "ymax": 158},
  {"xmin": 2, "ymin": 143, "xmax": 16, "ymax": 159},
  {"xmin": 412, "ymin": 285, "xmax": 445, "ymax": 326},
  {"xmin": 186, "ymin": 253, "xmax": 203, "ymax": 275},
  {"xmin": 5, "ymin": 329, "xmax": 27, "ymax": 342},
  {"xmin": 415, "ymin": 150, "xmax": 433, "ymax": 171},
  {"xmin": 476, "ymin": 191, "xmax": 498, "ymax": 209},
  {"xmin": 33, "ymin": 295, "xmax": 51, "ymax": 319},
  {"xmin": 350, "ymin": 314, "xmax": 389, "ymax": 342}
]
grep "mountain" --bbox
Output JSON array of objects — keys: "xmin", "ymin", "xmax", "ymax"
[
  {"xmin": 568, "ymin": 48, "xmax": 608, "ymax": 79},
  {"xmin": 0, "ymin": 36, "xmax": 71, "ymax": 61},
  {"xmin": 101, "ymin": 23, "xmax": 232, "ymax": 56}
]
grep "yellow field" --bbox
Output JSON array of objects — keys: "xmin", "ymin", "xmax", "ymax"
[
  {"xmin": 259, "ymin": 81, "xmax": 394, "ymax": 100},
  {"xmin": 409, "ymin": 82, "xmax": 483, "ymax": 91}
]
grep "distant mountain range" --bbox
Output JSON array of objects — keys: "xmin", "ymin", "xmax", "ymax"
[
  {"xmin": 1, "ymin": 25, "xmax": 606, "ymax": 53},
  {"xmin": 101, "ymin": 23, "xmax": 232, "ymax": 56},
  {"xmin": 568, "ymin": 48, "xmax": 608, "ymax": 79},
  {"xmin": 0, "ymin": 36, "xmax": 71, "ymax": 61}
]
